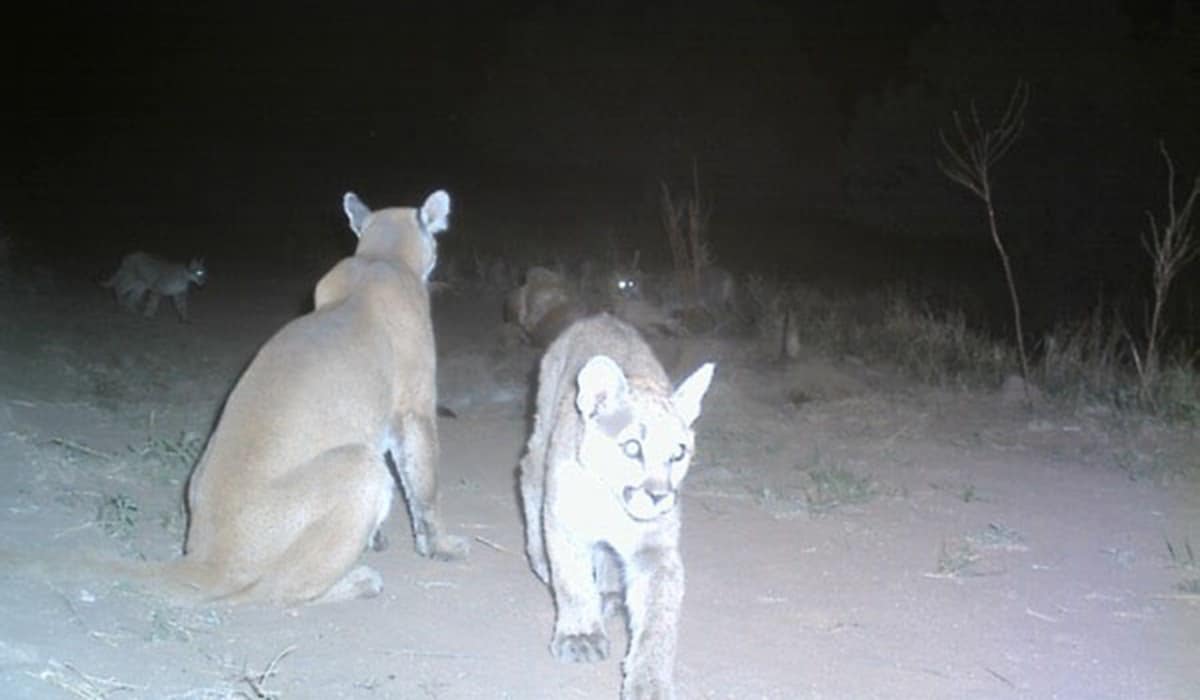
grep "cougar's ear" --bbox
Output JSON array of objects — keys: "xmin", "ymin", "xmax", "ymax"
[
  {"xmin": 672, "ymin": 362, "xmax": 715, "ymax": 426},
  {"xmin": 576, "ymin": 355, "xmax": 628, "ymax": 419},
  {"xmin": 420, "ymin": 190, "xmax": 451, "ymax": 236},
  {"xmin": 343, "ymin": 192, "xmax": 371, "ymax": 237}
]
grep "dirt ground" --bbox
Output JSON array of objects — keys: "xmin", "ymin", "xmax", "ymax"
[{"xmin": 1, "ymin": 261, "xmax": 1198, "ymax": 699}]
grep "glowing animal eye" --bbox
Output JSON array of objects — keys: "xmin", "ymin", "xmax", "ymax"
[
  {"xmin": 622, "ymin": 439, "xmax": 642, "ymax": 459},
  {"xmin": 670, "ymin": 444, "xmax": 687, "ymax": 462}
]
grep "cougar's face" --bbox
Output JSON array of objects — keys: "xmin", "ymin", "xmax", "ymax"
[{"xmin": 580, "ymin": 397, "xmax": 694, "ymax": 521}]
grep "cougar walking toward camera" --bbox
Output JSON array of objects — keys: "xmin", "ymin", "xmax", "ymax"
[
  {"xmin": 168, "ymin": 190, "xmax": 467, "ymax": 606},
  {"xmin": 519, "ymin": 313, "xmax": 715, "ymax": 699},
  {"xmin": 101, "ymin": 251, "xmax": 207, "ymax": 321}
]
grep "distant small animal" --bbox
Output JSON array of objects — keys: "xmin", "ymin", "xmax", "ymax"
[
  {"xmin": 606, "ymin": 252, "xmax": 684, "ymax": 338},
  {"xmin": 101, "ymin": 252, "xmax": 207, "ymax": 322},
  {"xmin": 610, "ymin": 251, "xmax": 739, "ymax": 335},
  {"xmin": 607, "ymin": 250, "xmax": 646, "ymax": 304}
]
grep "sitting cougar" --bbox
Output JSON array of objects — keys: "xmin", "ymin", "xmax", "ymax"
[
  {"xmin": 170, "ymin": 190, "xmax": 467, "ymax": 605},
  {"xmin": 519, "ymin": 313, "xmax": 715, "ymax": 699},
  {"xmin": 101, "ymin": 251, "xmax": 207, "ymax": 321}
]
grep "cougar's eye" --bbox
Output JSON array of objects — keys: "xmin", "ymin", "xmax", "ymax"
[
  {"xmin": 670, "ymin": 443, "xmax": 687, "ymax": 462},
  {"xmin": 621, "ymin": 439, "xmax": 643, "ymax": 460}
]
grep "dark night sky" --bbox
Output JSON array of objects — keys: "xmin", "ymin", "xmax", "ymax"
[
  {"xmin": 1, "ymin": 0, "xmax": 1194, "ymax": 305},
  {"xmin": 1, "ymin": 2, "xmax": 941, "ymax": 258}
]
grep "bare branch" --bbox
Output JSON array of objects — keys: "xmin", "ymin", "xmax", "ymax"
[
  {"xmin": 1135, "ymin": 141, "xmax": 1200, "ymax": 402},
  {"xmin": 938, "ymin": 82, "xmax": 1028, "ymax": 205},
  {"xmin": 936, "ymin": 80, "xmax": 1033, "ymax": 400},
  {"xmin": 1160, "ymin": 139, "xmax": 1175, "ymax": 221},
  {"xmin": 988, "ymin": 80, "xmax": 1029, "ymax": 166},
  {"xmin": 937, "ymin": 118, "xmax": 987, "ymax": 199}
]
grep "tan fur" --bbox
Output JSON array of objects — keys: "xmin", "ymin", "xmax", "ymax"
[
  {"xmin": 506, "ymin": 266, "xmax": 586, "ymax": 347},
  {"xmin": 609, "ymin": 296, "xmax": 684, "ymax": 339},
  {"xmin": 519, "ymin": 314, "xmax": 715, "ymax": 699},
  {"xmin": 169, "ymin": 190, "xmax": 467, "ymax": 606}
]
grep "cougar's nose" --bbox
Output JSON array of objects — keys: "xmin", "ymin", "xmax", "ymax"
[
  {"xmin": 622, "ymin": 484, "xmax": 671, "ymax": 506},
  {"xmin": 643, "ymin": 478, "xmax": 672, "ymax": 505}
]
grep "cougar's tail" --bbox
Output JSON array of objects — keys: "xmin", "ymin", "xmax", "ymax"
[
  {"xmin": 152, "ymin": 556, "xmax": 246, "ymax": 602},
  {"xmin": 1, "ymin": 547, "xmax": 234, "ymax": 605}
]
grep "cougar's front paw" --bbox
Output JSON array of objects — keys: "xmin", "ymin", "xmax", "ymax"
[
  {"xmin": 424, "ymin": 533, "xmax": 470, "ymax": 561},
  {"xmin": 622, "ymin": 657, "xmax": 675, "ymax": 700},
  {"xmin": 622, "ymin": 674, "xmax": 674, "ymax": 700},
  {"xmin": 552, "ymin": 630, "xmax": 609, "ymax": 663}
]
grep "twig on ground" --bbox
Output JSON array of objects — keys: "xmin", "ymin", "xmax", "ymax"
[
  {"xmin": 1154, "ymin": 593, "xmax": 1200, "ymax": 603},
  {"xmin": 370, "ymin": 647, "xmax": 485, "ymax": 661},
  {"xmin": 984, "ymin": 665, "xmax": 1017, "ymax": 689},
  {"xmin": 473, "ymin": 535, "xmax": 512, "ymax": 554},
  {"xmin": 32, "ymin": 659, "xmax": 145, "ymax": 699},
  {"xmin": 239, "ymin": 644, "xmax": 296, "ymax": 699},
  {"xmin": 48, "ymin": 437, "xmax": 114, "ymax": 461},
  {"xmin": 1024, "ymin": 607, "xmax": 1060, "ymax": 623}
]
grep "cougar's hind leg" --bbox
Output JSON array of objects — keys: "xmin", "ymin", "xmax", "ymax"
[{"xmin": 223, "ymin": 444, "xmax": 394, "ymax": 605}]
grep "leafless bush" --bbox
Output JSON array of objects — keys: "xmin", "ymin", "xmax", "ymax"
[
  {"xmin": 937, "ymin": 80, "xmax": 1031, "ymax": 401},
  {"xmin": 1132, "ymin": 141, "xmax": 1200, "ymax": 407},
  {"xmin": 1035, "ymin": 304, "xmax": 1199, "ymax": 421}
]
